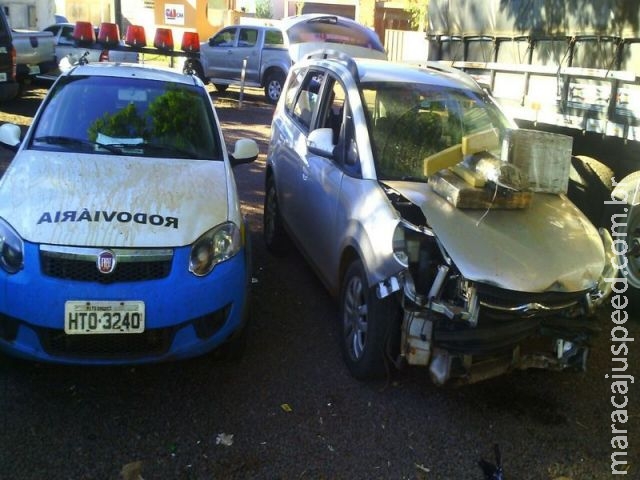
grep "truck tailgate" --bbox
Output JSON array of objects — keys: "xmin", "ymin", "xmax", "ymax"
[{"xmin": 12, "ymin": 30, "xmax": 55, "ymax": 64}]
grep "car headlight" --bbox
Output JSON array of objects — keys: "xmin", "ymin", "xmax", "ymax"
[
  {"xmin": 392, "ymin": 222, "xmax": 409, "ymax": 267},
  {"xmin": 0, "ymin": 218, "xmax": 24, "ymax": 274},
  {"xmin": 189, "ymin": 222, "xmax": 243, "ymax": 276}
]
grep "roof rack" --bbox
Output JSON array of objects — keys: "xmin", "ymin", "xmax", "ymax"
[
  {"xmin": 304, "ymin": 49, "xmax": 360, "ymax": 82},
  {"xmin": 424, "ymin": 60, "xmax": 483, "ymax": 89}
]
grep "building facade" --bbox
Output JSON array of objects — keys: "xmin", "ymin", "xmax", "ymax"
[
  {"xmin": 2, "ymin": 0, "xmax": 56, "ymax": 29},
  {"xmin": 53, "ymin": 0, "xmax": 415, "ymax": 49}
]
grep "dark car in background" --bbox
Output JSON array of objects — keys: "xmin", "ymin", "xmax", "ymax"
[{"xmin": 0, "ymin": 7, "xmax": 19, "ymax": 101}]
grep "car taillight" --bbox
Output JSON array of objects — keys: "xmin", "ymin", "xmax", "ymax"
[
  {"xmin": 99, "ymin": 49, "xmax": 109, "ymax": 62},
  {"xmin": 10, "ymin": 45, "xmax": 16, "ymax": 79}
]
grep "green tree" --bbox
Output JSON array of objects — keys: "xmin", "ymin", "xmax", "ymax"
[
  {"xmin": 87, "ymin": 86, "xmax": 204, "ymax": 151},
  {"xmin": 147, "ymin": 87, "xmax": 202, "ymax": 149},
  {"xmin": 406, "ymin": 0, "xmax": 428, "ymax": 31},
  {"xmin": 256, "ymin": 0, "xmax": 272, "ymax": 19},
  {"xmin": 88, "ymin": 103, "xmax": 147, "ymax": 141}
]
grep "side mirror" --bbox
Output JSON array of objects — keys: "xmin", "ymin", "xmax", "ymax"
[
  {"xmin": 0, "ymin": 123, "xmax": 22, "ymax": 152},
  {"xmin": 230, "ymin": 138, "xmax": 259, "ymax": 166},
  {"xmin": 307, "ymin": 128, "xmax": 334, "ymax": 157}
]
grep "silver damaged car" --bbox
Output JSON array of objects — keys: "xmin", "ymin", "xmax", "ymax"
[{"xmin": 264, "ymin": 52, "xmax": 615, "ymax": 385}]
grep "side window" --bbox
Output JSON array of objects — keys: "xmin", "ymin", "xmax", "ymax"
[
  {"xmin": 238, "ymin": 28, "xmax": 258, "ymax": 47},
  {"xmin": 291, "ymin": 70, "xmax": 324, "ymax": 131},
  {"xmin": 320, "ymin": 79, "xmax": 346, "ymax": 144},
  {"xmin": 210, "ymin": 28, "xmax": 236, "ymax": 47},
  {"xmin": 264, "ymin": 29, "xmax": 284, "ymax": 47},
  {"xmin": 62, "ymin": 26, "xmax": 75, "ymax": 42},
  {"xmin": 319, "ymin": 77, "xmax": 360, "ymax": 176},
  {"xmin": 283, "ymin": 68, "xmax": 306, "ymax": 113}
]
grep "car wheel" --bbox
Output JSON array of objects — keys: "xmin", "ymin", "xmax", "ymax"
[
  {"xmin": 264, "ymin": 71, "xmax": 285, "ymax": 104},
  {"xmin": 183, "ymin": 59, "xmax": 206, "ymax": 84},
  {"xmin": 263, "ymin": 176, "xmax": 290, "ymax": 255},
  {"xmin": 340, "ymin": 259, "xmax": 399, "ymax": 380},
  {"xmin": 214, "ymin": 84, "xmax": 229, "ymax": 93},
  {"xmin": 568, "ymin": 155, "xmax": 614, "ymax": 227},
  {"xmin": 617, "ymin": 204, "xmax": 640, "ymax": 312}
]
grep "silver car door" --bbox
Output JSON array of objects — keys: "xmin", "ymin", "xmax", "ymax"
[
  {"xmin": 293, "ymin": 77, "xmax": 352, "ymax": 285},
  {"xmin": 204, "ymin": 26, "xmax": 238, "ymax": 79},
  {"xmin": 275, "ymin": 70, "xmax": 326, "ymax": 250},
  {"xmin": 229, "ymin": 27, "xmax": 261, "ymax": 82}
]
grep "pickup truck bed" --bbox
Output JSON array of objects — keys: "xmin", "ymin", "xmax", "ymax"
[
  {"xmin": 11, "ymin": 29, "xmax": 56, "ymax": 82},
  {"xmin": 42, "ymin": 23, "xmax": 138, "ymax": 77}
]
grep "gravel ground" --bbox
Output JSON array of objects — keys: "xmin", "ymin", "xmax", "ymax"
[{"xmin": 0, "ymin": 82, "xmax": 638, "ymax": 480}]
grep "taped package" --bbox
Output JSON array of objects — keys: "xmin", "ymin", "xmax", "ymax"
[
  {"xmin": 501, "ymin": 129, "xmax": 572, "ymax": 194},
  {"xmin": 429, "ymin": 169, "xmax": 532, "ymax": 209}
]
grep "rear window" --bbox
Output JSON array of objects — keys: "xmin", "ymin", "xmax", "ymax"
[
  {"xmin": 264, "ymin": 29, "xmax": 284, "ymax": 47},
  {"xmin": 286, "ymin": 16, "xmax": 384, "ymax": 53}
]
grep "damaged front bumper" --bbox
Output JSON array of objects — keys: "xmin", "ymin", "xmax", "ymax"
[{"xmin": 378, "ymin": 272, "xmax": 602, "ymax": 386}]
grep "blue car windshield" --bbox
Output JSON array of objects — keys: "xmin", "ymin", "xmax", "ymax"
[
  {"xmin": 30, "ymin": 75, "xmax": 222, "ymax": 160},
  {"xmin": 361, "ymin": 82, "xmax": 514, "ymax": 181}
]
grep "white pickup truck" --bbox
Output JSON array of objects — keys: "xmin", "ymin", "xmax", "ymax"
[
  {"xmin": 42, "ymin": 23, "xmax": 139, "ymax": 75},
  {"xmin": 11, "ymin": 28, "xmax": 56, "ymax": 83}
]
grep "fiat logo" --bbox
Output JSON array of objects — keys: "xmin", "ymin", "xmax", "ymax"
[{"xmin": 97, "ymin": 250, "xmax": 116, "ymax": 274}]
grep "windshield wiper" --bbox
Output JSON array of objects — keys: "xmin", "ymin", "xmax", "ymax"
[
  {"xmin": 34, "ymin": 136, "xmax": 202, "ymax": 159},
  {"xmin": 33, "ymin": 135, "xmax": 121, "ymax": 153}
]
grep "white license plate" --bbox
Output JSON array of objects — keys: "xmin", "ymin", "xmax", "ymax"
[
  {"xmin": 64, "ymin": 301, "xmax": 145, "ymax": 334},
  {"xmin": 0, "ymin": 73, "xmax": 6, "ymax": 82},
  {"xmin": 28, "ymin": 65, "xmax": 40, "ymax": 74}
]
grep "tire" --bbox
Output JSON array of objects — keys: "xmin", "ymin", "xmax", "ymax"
[
  {"xmin": 339, "ymin": 260, "xmax": 400, "ymax": 380},
  {"xmin": 263, "ymin": 175, "xmax": 290, "ymax": 255},
  {"xmin": 183, "ymin": 59, "xmax": 206, "ymax": 84},
  {"xmin": 568, "ymin": 155, "xmax": 614, "ymax": 227},
  {"xmin": 617, "ymin": 204, "xmax": 640, "ymax": 313},
  {"xmin": 264, "ymin": 70, "xmax": 286, "ymax": 104},
  {"xmin": 213, "ymin": 84, "xmax": 229, "ymax": 93}
]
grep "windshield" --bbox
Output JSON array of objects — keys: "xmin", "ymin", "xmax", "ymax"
[
  {"xmin": 361, "ymin": 82, "xmax": 514, "ymax": 181},
  {"xmin": 30, "ymin": 75, "xmax": 221, "ymax": 160}
]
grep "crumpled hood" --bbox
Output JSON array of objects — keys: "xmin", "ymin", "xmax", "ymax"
[
  {"xmin": 387, "ymin": 181, "xmax": 605, "ymax": 293},
  {"xmin": 0, "ymin": 151, "xmax": 232, "ymax": 248}
]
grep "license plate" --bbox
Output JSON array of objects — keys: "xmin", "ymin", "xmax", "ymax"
[
  {"xmin": 64, "ymin": 301, "xmax": 145, "ymax": 334},
  {"xmin": 28, "ymin": 65, "xmax": 40, "ymax": 74},
  {"xmin": 0, "ymin": 73, "xmax": 6, "ymax": 81}
]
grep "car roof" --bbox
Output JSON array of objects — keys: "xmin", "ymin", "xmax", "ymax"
[
  {"xmin": 62, "ymin": 62, "xmax": 201, "ymax": 86},
  {"xmin": 299, "ymin": 54, "xmax": 484, "ymax": 92}
]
